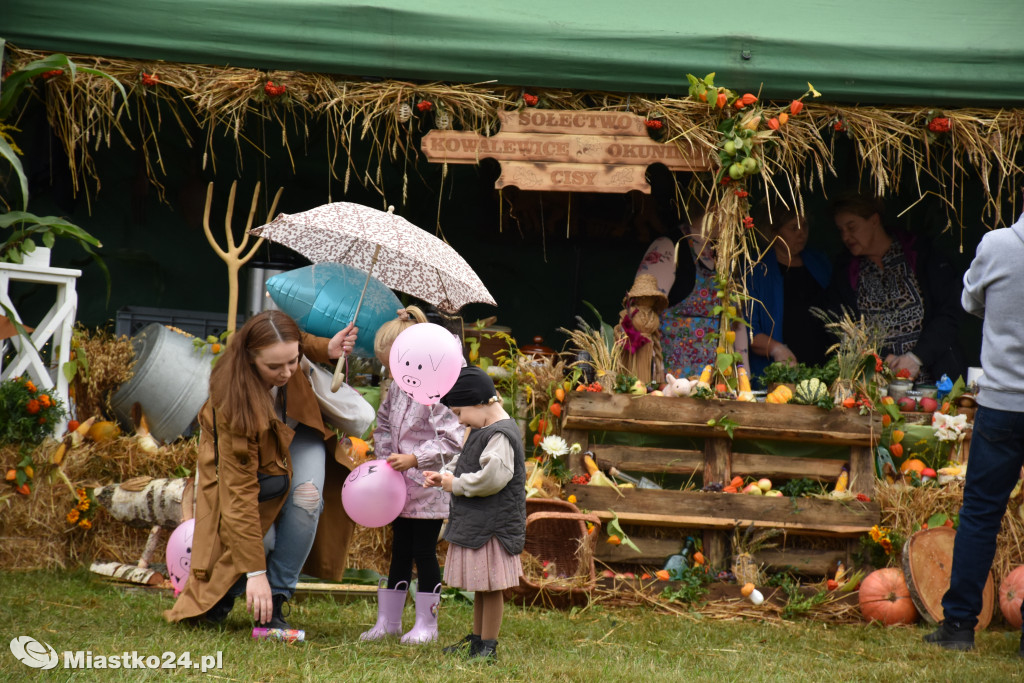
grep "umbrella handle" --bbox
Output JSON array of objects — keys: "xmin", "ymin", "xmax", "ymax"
[{"xmin": 331, "ymin": 244, "xmax": 382, "ymax": 392}]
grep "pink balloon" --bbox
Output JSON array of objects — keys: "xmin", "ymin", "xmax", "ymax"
[
  {"xmin": 166, "ymin": 518, "xmax": 195, "ymax": 596},
  {"xmin": 342, "ymin": 460, "xmax": 408, "ymax": 528},
  {"xmin": 388, "ymin": 323, "xmax": 462, "ymax": 405}
]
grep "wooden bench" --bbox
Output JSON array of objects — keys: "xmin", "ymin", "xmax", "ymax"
[{"xmin": 561, "ymin": 392, "xmax": 882, "ymax": 573}]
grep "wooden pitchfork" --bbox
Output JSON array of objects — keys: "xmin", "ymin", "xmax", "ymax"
[{"xmin": 202, "ymin": 181, "xmax": 284, "ymax": 334}]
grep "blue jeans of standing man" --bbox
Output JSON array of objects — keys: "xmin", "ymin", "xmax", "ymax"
[
  {"xmin": 227, "ymin": 424, "xmax": 326, "ymax": 601},
  {"xmin": 942, "ymin": 405, "xmax": 1024, "ymax": 629}
]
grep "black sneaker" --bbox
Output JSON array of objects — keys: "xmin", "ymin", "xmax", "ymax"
[
  {"xmin": 187, "ymin": 592, "xmax": 234, "ymax": 627},
  {"xmin": 442, "ymin": 633, "xmax": 480, "ymax": 655},
  {"xmin": 261, "ymin": 594, "xmax": 291, "ymax": 630},
  {"xmin": 469, "ymin": 638, "xmax": 497, "ymax": 663},
  {"xmin": 923, "ymin": 620, "xmax": 974, "ymax": 651}
]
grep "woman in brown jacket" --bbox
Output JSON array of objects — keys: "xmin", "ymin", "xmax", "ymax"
[{"xmin": 165, "ymin": 310, "xmax": 360, "ymax": 630}]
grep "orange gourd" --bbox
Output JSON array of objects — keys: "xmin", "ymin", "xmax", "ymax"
[
  {"xmin": 999, "ymin": 566, "xmax": 1024, "ymax": 628},
  {"xmin": 858, "ymin": 568, "xmax": 918, "ymax": 625},
  {"xmin": 899, "ymin": 457, "xmax": 925, "ymax": 474}
]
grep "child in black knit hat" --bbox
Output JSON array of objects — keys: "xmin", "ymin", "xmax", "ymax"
[{"xmin": 423, "ymin": 366, "xmax": 526, "ymax": 662}]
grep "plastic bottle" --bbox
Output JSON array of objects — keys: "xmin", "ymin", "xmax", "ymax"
[{"xmin": 662, "ymin": 537, "xmax": 697, "ymax": 579}]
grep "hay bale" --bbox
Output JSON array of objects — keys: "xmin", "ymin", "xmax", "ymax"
[
  {"xmin": 875, "ymin": 480, "xmax": 1024, "ymax": 586},
  {"xmin": 0, "ymin": 436, "xmax": 196, "ymax": 571},
  {"xmin": 344, "ymin": 523, "xmax": 448, "ymax": 577}
]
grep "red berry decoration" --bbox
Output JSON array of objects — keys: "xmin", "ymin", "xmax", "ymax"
[
  {"xmin": 927, "ymin": 117, "xmax": 951, "ymax": 133},
  {"xmin": 833, "ymin": 119, "xmax": 845, "ymax": 132},
  {"xmin": 41, "ymin": 69, "xmax": 63, "ymax": 80},
  {"xmin": 645, "ymin": 119, "xmax": 663, "ymax": 130},
  {"xmin": 523, "ymin": 93, "xmax": 539, "ymax": 106},
  {"xmin": 141, "ymin": 72, "xmax": 159, "ymax": 86},
  {"xmin": 416, "ymin": 100, "xmax": 433, "ymax": 112},
  {"xmin": 734, "ymin": 190, "xmax": 749, "ymax": 198},
  {"xmin": 743, "ymin": 216, "xmax": 755, "ymax": 230},
  {"xmin": 264, "ymin": 81, "xmax": 286, "ymax": 97}
]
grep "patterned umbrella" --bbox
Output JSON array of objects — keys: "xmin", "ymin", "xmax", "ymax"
[
  {"xmin": 250, "ymin": 203, "xmax": 496, "ymax": 313},
  {"xmin": 250, "ymin": 202, "xmax": 496, "ymax": 391}
]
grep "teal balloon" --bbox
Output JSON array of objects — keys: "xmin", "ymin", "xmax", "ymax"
[{"xmin": 266, "ymin": 263, "xmax": 401, "ymax": 357}]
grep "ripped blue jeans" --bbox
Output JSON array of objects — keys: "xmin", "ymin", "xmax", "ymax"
[{"xmin": 262, "ymin": 424, "xmax": 326, "ymax": 598}]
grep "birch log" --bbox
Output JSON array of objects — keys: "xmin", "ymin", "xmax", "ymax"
[
  {"xmin": 93, "ymin": 477, "xmax": 193, "ymax": 529},
  {"xmin": 90, "ymin": 561, "xmax": 164, "ymax": 585}
]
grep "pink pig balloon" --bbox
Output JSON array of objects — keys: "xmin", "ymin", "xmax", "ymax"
[
  {"xmin": 342, "ymin": 460, "xmax": 408, "ymax": 527},
  {"xmin": 388, "ymin": 322, "xmax": 462, "ymax": 405},
  {"xmin": 166, "ymin": 518, "xmax": 195, "ymax": 597}
]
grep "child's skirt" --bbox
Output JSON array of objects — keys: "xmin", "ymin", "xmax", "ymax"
[{"xmin": 444, "ymin": 536, "xmax": 522, "ymax": 591}]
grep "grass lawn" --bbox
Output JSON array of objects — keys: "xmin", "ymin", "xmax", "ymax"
[{"xmin": 1, "ymin": 570, "xmax": 1022, "ymax": 681}]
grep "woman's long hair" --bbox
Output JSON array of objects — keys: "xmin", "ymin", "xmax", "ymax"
[{"xmin": 209, "ymin": 310, "xmax": 303, "ymax": 435}]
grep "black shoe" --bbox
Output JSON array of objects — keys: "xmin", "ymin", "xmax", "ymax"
[
  {"xmin": 260, "ymin": 594, "xmax": 291, "ymax": 630},
  {"xmin": 470, "ymin": 638, "xmax": 497, "ymax": 662},
  {"xmin": 442, "ymin": 633, "xmax": 480, "ymax": 655},
  {"xmin": 923, "ymin": 620, "xmax": 974, "ymax": 651},
  {"xmin": 189, "ymin": 592, "xmax": 234, "ymax": 627}
]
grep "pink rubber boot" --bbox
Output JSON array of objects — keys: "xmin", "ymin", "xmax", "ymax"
[
  {"xmin": 400, "ymin": 583, "xmax": 442, "ymax": 644},
  {"xmin": 360, "ymin": 579, "xmax": 408, "ymax": 641}
]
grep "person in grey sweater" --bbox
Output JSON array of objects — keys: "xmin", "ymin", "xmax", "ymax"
[{"xmin": 925, "ymin": 211, "xmax": 1024, "ymax": 654}]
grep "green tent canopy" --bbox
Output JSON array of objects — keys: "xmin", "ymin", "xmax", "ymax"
[{"xmin": 2, "ymin": 0, "xmax": 1022, "ymax": 105}]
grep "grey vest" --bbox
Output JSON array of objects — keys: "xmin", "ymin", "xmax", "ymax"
[{"xmin": 443, "ymin": 419, "xmax": 526, "ymax": 555}]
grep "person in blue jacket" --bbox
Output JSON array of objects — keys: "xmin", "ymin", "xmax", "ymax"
[{"xmin": 746, "ymin": 199, "xmax": 832, "ymax": 379}]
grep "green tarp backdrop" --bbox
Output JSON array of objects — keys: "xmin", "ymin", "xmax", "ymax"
[{"xmin": 2, "ymin": 0, "xmax": 1022, "ymax": 105}]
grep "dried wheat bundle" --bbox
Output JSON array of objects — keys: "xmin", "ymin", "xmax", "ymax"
[{"xmin": 8, "ymin": 46, "xmax": 1023, "ymax": 231}]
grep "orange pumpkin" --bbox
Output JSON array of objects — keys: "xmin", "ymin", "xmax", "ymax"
[
  {"xmin": 858, "ymin": 568, "xmax": 919, "ymax": 625},
  {"xmin": 899, "ymin": 458, "xmax": 925, "ymax": 475},
  {"xmin": 999, "ymin": 566, "xmax": 1024, "ymax": 628}
]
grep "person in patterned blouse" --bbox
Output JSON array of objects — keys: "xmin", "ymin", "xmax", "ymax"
[
  {"xmin": 635, "ymin": 203, "xmax": 750, "ymax": 381},
  {"xmin": 828, "ymin": 194, "xmax": 965, "ymax": 382}
]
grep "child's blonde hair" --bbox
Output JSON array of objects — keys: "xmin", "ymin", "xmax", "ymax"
[{"xmin": 374, "ymin": 306, "xmax": 428, "ymax": 365}]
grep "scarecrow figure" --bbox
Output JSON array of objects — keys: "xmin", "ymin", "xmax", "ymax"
[{"xmin": 614, "ymin": 274, "xmax": 668, "ymax": 386}]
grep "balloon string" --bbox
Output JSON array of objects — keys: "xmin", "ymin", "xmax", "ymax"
[{"xmin": 430, "ymin": 404, "xmax": 448, "ymax": 472}]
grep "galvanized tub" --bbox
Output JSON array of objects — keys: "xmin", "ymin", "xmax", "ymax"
[{"xmin": 111, "ymin": 323, "xmax": 212, "ymax": 442}]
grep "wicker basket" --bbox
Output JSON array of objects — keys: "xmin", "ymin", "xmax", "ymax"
[{"xmin": 505, "ymin": 498, "xmax": 602, "ymax": 607}]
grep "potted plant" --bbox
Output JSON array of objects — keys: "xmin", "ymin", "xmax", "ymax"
[{"xmin": 0, "ymin": 52, "xmax": 120, "ymax": 269}]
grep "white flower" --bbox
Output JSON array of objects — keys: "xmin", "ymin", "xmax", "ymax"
[
  {"xmin": 931, "ymin": 412, "xmax": 971, "ymax": 442},
  {"xmin": 539, "ymin": 435, "xmax": 569, "ymax": 457},
  {"xmin": 568, "ymin": 443, "xmax": 582, "ymax": 456}
]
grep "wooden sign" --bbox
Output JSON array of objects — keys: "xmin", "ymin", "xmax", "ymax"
[{"xmin": 421, "ymin": 110, "xmax": 710, "ymax": 194}]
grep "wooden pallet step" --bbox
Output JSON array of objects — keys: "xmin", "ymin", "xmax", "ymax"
[
  {"xmin": 593, "ymin": 538, "xmax": 850, "ymax": 576},
  {"xmin": 566, "ymin": 484, "xmax": 879, "ymax": 537},
  {"xmin": 754, "ymin": 548, "xmax": 850, "ymax": 576},
  {"xmin": 590, "ymin": 445, "xmax": 847, "ymax": 482},
  {"xmin": 564, "ymin": 393, "xmax": 877, "ymax": 446}
]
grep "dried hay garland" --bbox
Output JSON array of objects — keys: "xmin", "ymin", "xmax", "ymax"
[{"xmin": 7, "ymin": 46, "xmax": 1023, "ymax": 229}]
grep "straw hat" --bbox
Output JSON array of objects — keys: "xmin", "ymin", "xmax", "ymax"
[{"xmin": 625, "ymin": 274, "xmax": 668, "ymax": 310}]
